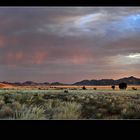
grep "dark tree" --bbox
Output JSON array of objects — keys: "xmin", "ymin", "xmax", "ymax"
[
  {"xmin": 119, "ymin": 83, "xmax": 127, "ymax": 90},
  {"xmin": 111, "ymin": 85, "xmax": 115, "ymax": 90},
  {"xmin": 82, "ymin": 86, "xmax": 86, "ymax": 90}
]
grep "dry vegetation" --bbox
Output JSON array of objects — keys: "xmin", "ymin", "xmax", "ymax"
[{"xmin": 0, "ymin": 85, "xmax": 140, "ymax": 120}]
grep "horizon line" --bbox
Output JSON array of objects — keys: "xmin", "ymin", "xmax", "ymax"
[{"xmin": 1, "ymin": 75, "xmax": 140, "ymax": 84}]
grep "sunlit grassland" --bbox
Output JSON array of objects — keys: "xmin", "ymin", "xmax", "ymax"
[{"xmin": 0, "ymin": 86, "xmax": 140, "ymax": 120}]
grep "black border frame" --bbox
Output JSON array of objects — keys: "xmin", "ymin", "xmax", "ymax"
[
  {"xmin": 1, "ymin": 0, "xmax": 140, "ymax": 6},
  {"xmin": 0, "ymin": 0, "xmax": 140, "ymax": 135}
]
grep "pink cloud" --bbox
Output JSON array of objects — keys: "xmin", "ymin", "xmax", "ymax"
[
  {"xmin": 70, "ymin": 55, "xmax": 89, "ymax": 64},
  {"xmin": 0, "ymin": 36, "xmax": 6, "ymax": 48},
  {"xmin": 7, "ymin": 52, "xmax": 24, "ymax": 61},
  {"xmin": 33, "ymin": 51, "xmax": 48, "ymax": 64},
  {"xmin": 5, "ymin": 50, "xmax": 48, "ymax": 65},
  {"xmin": 0, "ymin": 35, "xmax": 18, "ymax": 49},
  {"xmin": 67, "ymin": 48, "xmax": 93, "ymax": 65}
]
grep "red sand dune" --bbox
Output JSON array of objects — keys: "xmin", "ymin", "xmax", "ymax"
[{"xmin": 0, "ymin": 83, "xmax": 13, "ymax": 88}]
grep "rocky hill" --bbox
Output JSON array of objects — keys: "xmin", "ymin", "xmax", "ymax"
[{"xmin": 73, "ymin": 76, "xmax": 140, "ymax": 85}]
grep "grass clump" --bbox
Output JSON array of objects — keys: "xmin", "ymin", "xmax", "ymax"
[
  {"xmin": 13, "ymin": 104, "xmax": 46, "ymax": 120},
  {"xmin": 52, "ymin": 102, "xmax": 81, "ymax": 120},
  {"xmin": 43, "ymin": 99, "xmax": 81, "ymax": 119},
  {"xmin": 0, "ymin": 105, "xmax": 14, "ymax": 119}
]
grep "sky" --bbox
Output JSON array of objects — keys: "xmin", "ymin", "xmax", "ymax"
[{"xmin": 0, "ymin": 7, "xmax": 140, "ymax": 83}]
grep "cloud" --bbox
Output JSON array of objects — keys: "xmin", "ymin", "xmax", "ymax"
[
  {"xmin": 0, "ymin": 7, "xmax": 140, "ymax": 82},
  {"xmin": 0, "ymin": 35, "xmax": 6, "ymax": 48}
]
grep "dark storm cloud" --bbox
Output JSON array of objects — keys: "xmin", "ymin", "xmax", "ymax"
[{"xmin": 0, "ymin": 7, "xmax": 140, "ymax": 83}]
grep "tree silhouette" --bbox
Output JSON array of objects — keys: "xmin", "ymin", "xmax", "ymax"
[
  {"xmin": 119, "ymin": 83, "xmax": 127, "ymax": 90},
  {"xmin": 111, "ymin": 85, "xmax": 115, "ymax": 90},
  {"xmin": 82, "ymin": 86, "xmax": 86, "ymax": 90}
]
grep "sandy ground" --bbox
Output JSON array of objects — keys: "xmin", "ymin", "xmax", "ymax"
[
  {"xmin": 2, "ymin": 85, "xmax": 139, "ymax": 90},
  {"xmin": 0, "ymin": 83, "xmax": 14, "ymax": 88}
]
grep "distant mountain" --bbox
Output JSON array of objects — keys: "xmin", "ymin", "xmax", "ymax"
[
  {"xmin": 42, "ymin": 82, "xmax": 50, "ymax": 85},
  {"xmin": 115, "ymin": 76, "xmax": 140, "ymax": 85},
  {"xmin": 1, "ymin": 81, "xmax": 65, "ymax": 86},
  {"xmin": 50, "ymin": 82, "xmax": 66, "ymax": 85},
  {"xmin": 73, "ymin": 76, "xmax": 140, "ymax": 85},
  {"xmin": 22, "ymin": 81, "xmax": 38, "ymax": 86},
  {"xmin": 1, "ymin": 81, "xmax": 49, "ymax": 86},
  {"xmin": 1, "ymin": 76, "xmax": 140, "ymax": 86}
]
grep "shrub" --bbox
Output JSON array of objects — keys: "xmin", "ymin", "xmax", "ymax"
[
  {"xmin": 4, "ymin": 94, "xmax": 10, "ymax": 104},
  {"xmin": 29, "ymin": 95, "xmax": 45, "ymax": 105},
  {"xmin": 119, "ymin": 83, "xmax": 127, "ymax": 90},
  {"xmin": 64, "ymin": 90, "xmax": 69, "ymax": 93},
  {"xmin": 132, "ymin": 87, "xmax": 137, "ymax": 90},
  {"xmin": 111, "ymin": 85, "xmax": 115, "ymax": 90},
  {"xmin": 82, "ymin": 86, "xmax": 86, "ymax": 90}
]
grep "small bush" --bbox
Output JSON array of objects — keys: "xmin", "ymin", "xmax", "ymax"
[
  {"xmin": 111, "ymin": 85, "xmax": 115, "ymax": 90},
  {"xmin": 132, "ymin": 87, "xmax": 137, "ymax": 90},
  {"xmin": 82, "ymin": 86, "xmax": 86, "ymax": 90},
  {"xmin": 64, "ymin": 90, "xmax": 68, "ymax": 93}
]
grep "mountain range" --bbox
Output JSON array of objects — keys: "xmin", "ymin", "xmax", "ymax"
[
  {"xmin": 1, "ymin": 81, "xmax": 65, "ymax": 86},
  {"xmin": 1, "ymin": 76, "xmax": 140, "ymax": 86},
  {"xmin": 73, "ymin": 76, "xmax": 140, "ymax": 85}
]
